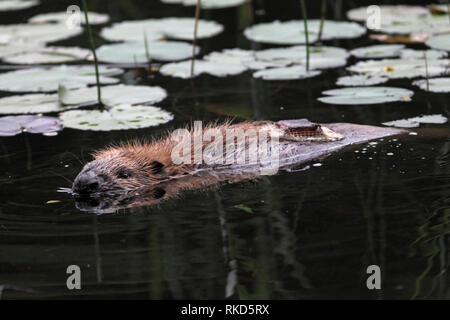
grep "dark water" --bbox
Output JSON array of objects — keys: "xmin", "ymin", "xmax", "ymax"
[{"xmin": 0, "ymin": 0, "xmax": 449, "ymax": 299}]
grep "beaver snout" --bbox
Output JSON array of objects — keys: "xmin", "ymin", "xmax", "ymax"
[{"xmin": 72, "ymin": 169, "xmax": 105, "ymax": 195}]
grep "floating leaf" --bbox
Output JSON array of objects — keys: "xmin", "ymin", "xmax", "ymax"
[
  {"xmin": 347, "ymin": 5, "xmax": 450, "ymax": 36},
  {"xmin": 161, "ymin": 0, "xmax": 246, "ymax": 9},
  {"xmin": 0, "ymin": 23, "xmax": 82, "ymax": 47},
  {"xmin": 60, "ymin": 105, "xmax": 173, "ymax": 131},
  {"xmin": 101, "ymin": 17, "xmax": 224, "ymax": 42},
  {"xmin": 413, "ymin": 77, "xmax": 450, "ymax": 92},
  {"xmin": 255, "ymin": 46, "xmax": 349, "ymax": 69},
  {"xmin": 233, "ymin": 204, "xmax": 253, "ymax": 213},
  {"xmin": 336, "ymin": 75, "xmax": 388, "ymax": 86},
  {"xmin": 0, "ymin": 65, "xmax": 123, "ymax": 92},
  {"xmin": 96, "ymin": 40, "xmax": 199, "ymax": 63},
  {"xmin": 0, "ymin": 0, "xmax": 39, "ymax": 11},
  {"xmin": 29, "ymin": 11, "xmax": 109, "ymax": 24},
  {"xmin": 318, "ymin": 86, "xmax": 414, "ymax": 105},
  {"xmin": 425, "ymin": 34, "xmax": 450, "ymax": 52},
  {"xmin": 382, "ymin": 114, "xmax": 448, "ymax": 128},
  {"xmin": 204, "ymin": 48, "xmax": 288, "ymax": 70},
  {"xmin": 244, "ymin": 20, "xmax": 365, "ymax": 45},
  {"xmin": 253, "ymin": 66, "xmax": 321, "ymax": 81},
  {"xmin": 0, "ymin": 115, "xmax": 62, "ymax": 136},
  {"xmin": 160, "ymin": 59, "xmax": 247, "ymax": 78},
  {"xmin": 347, "ymin": 58, "xmax": 450, "ymax": 79},
  {"xmin": 0, "ymin": 93, "xmax": 63, "ymax": 114},
  {"xmin": 2, "ymin": 46, "xmax": 91, "ymax": 64},
  {"xmin": 350, "ymin": 44, "xmax": 405, "ymax": 59},
  {"xmin": 400, "ymin": 48, "xmax": 447, "ymax": 59},
  {"xmin": 59, "ymin": 84, "xmax": 167, "ymax": 106}
]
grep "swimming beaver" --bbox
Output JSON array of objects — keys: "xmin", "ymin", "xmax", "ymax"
[{"xmin": 71, "ymin": 119, "xmax": 406, "ymax": 199}]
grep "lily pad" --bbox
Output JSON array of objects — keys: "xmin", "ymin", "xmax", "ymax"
[
  {"xmin": 0, "ymin": 0, "xmax": 39, "ymax": 11},
  {"xmin": 425, "ymin": 34, "xmax": 450, "ymax": 52},
  {"xmin": 96, "ymin": 40, "xmax": 198, "ymax": 64},
  {"xmin": 244, "ymin": 20, "xmax": 366, "ymax": 45},
  {"xmin": 347, "ymin": 5, "xmax": 450, "ymax": 36},
  {"xmin": 60, "ymin": 104, "xmax": 173, "ymax": 131},
  {"xmin": 318, "ymin": 87, "xmax": 414, "ymax": 105},
  {"xmin": 0, "ymin": 23, "xmax": 82, "ymax": 47},
  {"xmin": 161, "ymin": 0, "xmax": 246, "ymax": 9},
  {"xmin": 400, "ymin": 48, "xmax": 447, "ymax": 59},
  {"xmin": 59, "ymin": 84, "xmax": 167, "ymax": 106},
  {"xmin": 101, "ymin": 17, "xmax": 224, "ymax": 42},
  {"xmin": 0, "ymin": 93, "xmax": 63, "ymax": 114},
  {"xmin": 382, "ymin": 114, "xmax": 448, "ymax": 128},
  {"xmin": 336, "ymin": 75, "xmax": 389, "ymax": 86},
  {"xmin": 204, "ymin": 48, "xmax": 287, "ymax": 70},
  {"xmin": 0, "ymin": 115, "xmax": 62, "ymax": 136},
  {"xmin": 0, "ymin": 65, "xmax": 123, "ymax": 92},
  {"xmin": 255, "ymin": 46, "xmax": 349, "ymax": 69},
  {"xmin": 350, "ymin": 44, "xmax": 405, "ymax": 59},
  {"xmin": 413, "ymin": 77, "xmax": 450, "ymax": 92},
  {"xmin": 347, "ymin": 58, "xmax": 450, "ymax": 79},
  {"xmin": 2, "ymin": 46, "xmax": 91, "ymax": 64},
  {"xmin": 253, "ymin": 66, "xmax": 321, "ymax": 81},
  {"xmin": 160, "ymin": 59, "xmax": 247, "ymax": 78},
  {"xmin": 29, "ymin": 11, "xmax": 110, "ymax": 25}
]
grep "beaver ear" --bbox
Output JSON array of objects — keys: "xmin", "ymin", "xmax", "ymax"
[
  {"xmin": 150, "ymin": 160, "xmax": 164, "ymax": 174},
  {"xmin": 152, "ymin": 187, "xmax": 166, "ymax": 199}
]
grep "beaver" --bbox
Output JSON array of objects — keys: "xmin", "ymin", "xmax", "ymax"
[{"xmin": 71, "ymin": 119, "xmax": 406, "ymax": 203}]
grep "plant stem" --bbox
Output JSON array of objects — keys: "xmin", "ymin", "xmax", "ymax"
[
  {"xmin": 424, "ymin": 51, "xmax": 430, "ymax": 91},
  {"xmin": 190, "ymin": 0, "xmax": 201, "ymax": 78},
  {"xmin": 317, "ymin": 0, "xmax": 327, "ymax": 42},
  {"xmin": 82, "ymin": 0, "xmax": 102, "ymax": 105},
  {"xmin": 143, "ymin": 29, "xmax": 152, "ymax": 73},
  {"xmin": 299, "ymin": 0, "xmax": 310, "ymax": 71}
]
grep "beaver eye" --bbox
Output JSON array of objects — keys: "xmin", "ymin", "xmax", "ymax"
[{"xmin": 117, "ymin": 171, "xmax": 130, "ymax": 179}]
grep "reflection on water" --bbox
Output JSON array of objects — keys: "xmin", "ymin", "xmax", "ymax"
[{"xmin": 0, "ymin": 0, "xmax": 449, "ymax": 299}]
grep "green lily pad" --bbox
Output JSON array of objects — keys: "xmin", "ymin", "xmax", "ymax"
[
  {"xmin": 413, "ymin": 77, "xmax": 450, "ymax": 92},
  {"xmin": 161, "ymin": 0, "xmax": 246, "ymax": 9},
  {"xmin": 400, "ymin": 48, "xmax": 447, "ymax": 59},
  {"xmin": 204, "ymin": 48, "xmax": 287, "ymax": 70},
  {"xmin": 350, "ymin": 44, "xmax": 405, "ymax": 59},
  {"xmin": 318, "ymin": 86, "xmax": 414, "ymax": 105},
  {"xmin": 253, "ymin": 66, "xmax": 321, "ymax": 81},
  {"xmin": 0, "ymin": 93, "xmax": 63, "ymax": 114},
  {"xmin": 0, "ymin": 22, "xmax": 82, "ymax": 47},
  {"xmin": 160, "ymin": 59, "xmax": 247, "ymax": 78},
  {"xmin": 60, "ymin": 104, "xmax": 173, "ymax": 131},
  {"xmin": 0, "ymin": 0, "xmax": 39, "ymax": 11},
  {"xmin": 382, "ymin": 114, "xmax": 448, "ymax": 128},
  {"xmin": 347, "ymin": 58, "xmax": 450, "ymax": 79},
  {"xmin": 29, "ymin": 11, "xmax": 109, "ymax": 25},
  {"xmin": 59, "ymin": 84, "xmax": 167, "ymax": 106},
  {"xmin": 101, "ymin": 17, "xmax": 224, "ymax": 42},
  {"xmin": 347, "ymin": 5, "xmax": 450, "ymax": 36},
  {"xmin": 0, "ymin": 65, "xmax": 123, "ymax": 92},
  {"xmin": 2, "ymin": 46, "xmax": 91, "ymax": 64},
  {"xmin": 96, "ymin": 40, "xmax": 198, "ymax": 64},
  {"xmin": 425, "ymin": 34, "xmax": 450, "ymax": 52},
  {"xmin": 336, "ymin": 75, "xmax": 389, "ymax": 86},
  {"xmin": 244, "ymin": 20, "xmax": 365, "ymax": 45},
  {"xmin": 255, "ymin": 46, "xmax": 349, "ymax": 69}
]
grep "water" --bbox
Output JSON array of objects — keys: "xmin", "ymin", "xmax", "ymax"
[{"xmin": 0, "ymin": 0, "xmax": 449, "ymax": 299}]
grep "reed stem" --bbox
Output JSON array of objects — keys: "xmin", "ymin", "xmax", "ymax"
[
  {"xmin": 318, "ymin": 0, "xmax": 327, "ymax": 42},
  {"xmin": 299, "ymin": 0, "xmax": 310, "ymax": 71},
  {"xmin": 82, "ymin": 0, "xmax": 102, "ymax": 105},
  {"xmin": 190, "ymin": 0, "xmax": 201, "ymax": 78}
]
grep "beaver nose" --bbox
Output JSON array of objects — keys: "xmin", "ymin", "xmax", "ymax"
[{"xmin": 72, "ymin": 171, "xmax": 103, "ymax": 194}]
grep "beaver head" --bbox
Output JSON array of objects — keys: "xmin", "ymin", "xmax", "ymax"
[{"xmin": 72, "ymin": 142, "xmax": 173, "ymax": 196}]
